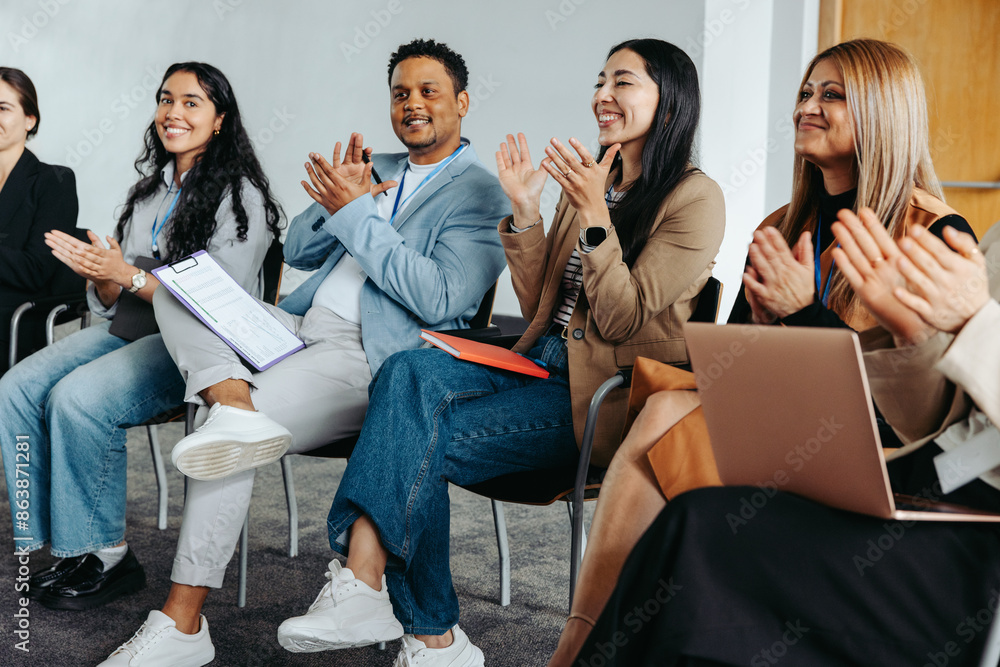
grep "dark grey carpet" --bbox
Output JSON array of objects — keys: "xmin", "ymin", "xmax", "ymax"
[{"xmin": 0, "ymin": 420, "xmax": 591, "ymax": 666}]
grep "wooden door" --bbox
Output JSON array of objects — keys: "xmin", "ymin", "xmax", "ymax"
[{"xmin": 820, "ymin": 0, "xmax": 1000, "ymax": 238}]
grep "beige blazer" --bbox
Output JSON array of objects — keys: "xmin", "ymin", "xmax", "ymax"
[
  {"xmin": 499, "ymin": 169, "xmax": 726, "ymax": 466},
  {"xmin": 861, "ymin": 221, "xmax": 1000, "ymax": 490}
]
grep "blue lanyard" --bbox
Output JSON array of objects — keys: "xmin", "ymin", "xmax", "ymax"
[
  {"xmin": 814, "ymin": 215, "xmax": 836, "ymax": 307},
  {"xmin": 389, "ymin": 145, "xmax": 465, "ymax": 226},
  {"xmin": 152, "ymin": 186, "xmax": 182, "ymax": 259}
]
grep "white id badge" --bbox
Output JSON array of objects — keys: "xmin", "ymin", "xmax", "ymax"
[{"xmin": 934, "ymin": 428, "xmax": 1000, "ymax": 495}]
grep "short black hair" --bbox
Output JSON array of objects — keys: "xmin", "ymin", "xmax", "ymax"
[{"xmin": 387, "ymin": 38, "xmax": 468, "ymax": 95}]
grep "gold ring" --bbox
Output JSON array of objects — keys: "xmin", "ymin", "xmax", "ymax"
[
  {"xmin": 583, "ymin": 161, "xmax": 596, "ymax": 168},
  {"xmin": 872, "ymin": 257, "xmax": 885, "ymax": 264}
]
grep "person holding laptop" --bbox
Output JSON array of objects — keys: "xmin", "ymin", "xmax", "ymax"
[
  {"xmin": 566, "ymin": 209, "xmax": 1000, "ymax": 666},
  {"xmin": 548, "ymin": 38, "xmax": 980, "ymax": 665}
]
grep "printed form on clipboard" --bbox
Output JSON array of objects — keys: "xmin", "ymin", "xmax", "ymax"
[
  {"xmin": 420, "ymin": 329, "xmax": 549, "ymax": 378},
  {"xmin": 152, "ymin": 250, "xmax": 304, "ymax": 371}
]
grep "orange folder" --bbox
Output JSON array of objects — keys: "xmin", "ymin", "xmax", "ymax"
[{"xmin": 419, "ymin": 330, "xmax": 549, "ymax": 378}]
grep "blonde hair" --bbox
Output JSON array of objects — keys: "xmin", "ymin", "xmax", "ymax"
[{"xmin": 778, "ymin": 38, "xmax": 943, "ymax": 321}]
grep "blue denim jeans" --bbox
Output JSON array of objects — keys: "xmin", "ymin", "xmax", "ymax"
[
  {"xmin": 0, "ymin": 322, "xmax": 185, "ymax": 556},
  {"xmin": 327, "ymin": 335, "xmax": 580, "ymax": 634}
]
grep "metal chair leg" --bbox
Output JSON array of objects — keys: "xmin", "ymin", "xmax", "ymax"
[
  {"xmin": 491, "ymin": 500, "xmax": 511, "ymax": 607},
  {"xmin": 146, "ymin": 425, "xmax": 169, "ymax": 530},
  {"xmin": 238, "ymin": 512, "xmax": 248, "ymax": 608},
  {"xmin": 281, "ymin": 456, "xmax": 298, "ymax": 558}
]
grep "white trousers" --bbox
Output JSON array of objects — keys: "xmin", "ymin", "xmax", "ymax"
[{"xmin": 154, "ymin": 289, "xmax": 371, "ymax": 587}]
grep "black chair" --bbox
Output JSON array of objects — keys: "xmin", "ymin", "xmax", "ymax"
[
  {"xmin": 6, "ymin": 229, "xmax": 90, "ymax": 372},
  {"xmin": 459, "ymin": 276, "xmax": 723, "ymax": 609}
]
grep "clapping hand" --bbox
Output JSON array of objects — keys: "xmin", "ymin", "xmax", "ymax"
[
  {"xmin": 742, "ymin": 227, "xmax": 816, "ymax": 321},
  {"xmin": 832, "ymin": 208, "xmax": 936, "ymax": 346},
  {"xmin": 892, "ymin": 224, "xmax": 990, "ymax": 334},
  {"xmin": 302, "ymin": 132, "xmax": 397, "ymax": 216},
  {"xmin": 542, "ymin": 137, "xmax": 619, "ymax": 228},
  {"xmin": 496, "ymin": 133, "xmax": 549, "ymax": 228},
  {"xmin": 45, "ymin": 229, "xmax": 128, "ymax": 285}
]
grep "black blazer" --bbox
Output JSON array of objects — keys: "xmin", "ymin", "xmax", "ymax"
[{"xmin": 0, "ymin": 148, "xmax": 79, "ymax": 314}]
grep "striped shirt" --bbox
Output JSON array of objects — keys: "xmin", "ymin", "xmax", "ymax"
[{"xmin": 510, "ymin": 185, "xmax": 625, "ymax": 330}]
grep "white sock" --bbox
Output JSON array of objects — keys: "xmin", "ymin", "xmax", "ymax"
[{"xmin": 93, "ymin": 544, "xmax": 127, "ymax": 571}]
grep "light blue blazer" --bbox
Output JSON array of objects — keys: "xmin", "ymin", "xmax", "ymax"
[{"xmin": 279, "ymin": 141, "xmax": 510, "ymax": 374}]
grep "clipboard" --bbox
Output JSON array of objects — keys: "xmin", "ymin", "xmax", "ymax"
[{"xmin": 152, "ymin": 251, "xmax": 304, "ymax": 371}]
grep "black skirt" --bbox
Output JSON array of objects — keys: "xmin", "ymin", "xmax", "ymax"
[{"xmin": 576, "ymin": 445, "xmax": 1000, "ymax": 666}]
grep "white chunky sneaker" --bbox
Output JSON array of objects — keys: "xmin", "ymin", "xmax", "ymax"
[
  {"xmin": 393, "ymin": 626, "xmax": 485, "ymax": 667},
  {"xmin": 277, "ymin": 559, "xmax": 404, "ymax": 652},
  {"xmin": 171, "ymin": 403, "xmax": 292, "ymax": 480},
  {"xmin": 98, "ymin": 610, "xmax": 215, "ymax": 666}
]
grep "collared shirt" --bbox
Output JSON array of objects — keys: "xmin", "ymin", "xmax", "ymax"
[{"xmin": 88, "ymin": 160, "xmax": 270, "ymax": 318}]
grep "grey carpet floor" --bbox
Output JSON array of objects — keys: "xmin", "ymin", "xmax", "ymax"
[{"xmin": 0, "ymin": 420, "xmax": 591, "ymax": 666}]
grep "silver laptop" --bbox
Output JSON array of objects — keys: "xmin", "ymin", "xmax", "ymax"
[{"xmin": 683, "ymin": 322, "xmax": 1000, "ymax": 522}]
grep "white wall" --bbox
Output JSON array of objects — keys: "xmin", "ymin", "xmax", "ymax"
[
  {"xmin": 2, "ymin": 0, "xmax": 817, "ymax": 320},
  {"xmin": 698, "ymin": 0, "xmax": 819, "ymax": 320}
]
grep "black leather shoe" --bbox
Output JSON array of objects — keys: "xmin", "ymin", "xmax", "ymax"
[
  {"xmin": 39, "ymin": 548, "xmax": 146, "ymax": 611},
  {"xmin": 28, "ymin": 555, "xmax": 87, "ymax": 600}
]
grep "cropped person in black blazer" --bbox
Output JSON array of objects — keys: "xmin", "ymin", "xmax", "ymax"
[{"xmin": 0, "ymin": 67, "xmax": 79, "ymax": 372}]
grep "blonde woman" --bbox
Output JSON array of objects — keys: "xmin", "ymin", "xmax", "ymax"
[
  {"xmin": 548, "ymin": 38, "xmax": 975, "ymax": 666},
  {"xmin": 569, "ymin": 210, "xmax": 1000, "ymax": 666},
  {"xmin": 731, "ymin": 38, "xmax": 974, "ymax": 330}
]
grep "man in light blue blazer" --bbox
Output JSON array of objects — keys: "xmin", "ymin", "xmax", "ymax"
[{"xmin": 111, "ymin": 39, "xmax": 508, "ymax": 667}]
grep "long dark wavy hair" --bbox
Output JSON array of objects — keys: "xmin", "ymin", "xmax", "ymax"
[
  {"xmin": 597, "ymin": 39, "xmax": 701, "ymax": 267},
  {"xmin": 114, "ymin": 62, "xmax": 282, "ymax": 260}
]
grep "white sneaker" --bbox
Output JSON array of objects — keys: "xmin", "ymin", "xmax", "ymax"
[
  {"xmin": 277, "ymin": 559, "xmax": 404, "ymax": 652},
  {"xmin": 171, "ymin": 403, "xmax": 292, "ymax": 480},
  {"xmin": 393, "ymin": 626, "xmax": 485, "ymax": 667},
  {"xmin": 98, "ymin": 610, "xmax": 215, "ymax": 666}
]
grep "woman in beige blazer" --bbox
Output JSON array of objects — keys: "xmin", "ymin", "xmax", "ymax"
[
  {"xmin": 549, "ymin": 38, "xmax": 979, "ymax": 665},
  {"xmin": 277, "ymin": 39, "xmax": 724, "ymax": 665},
  {"xmin": 567, "ymin": 211, "xmax": 1000, "ymax": 666}
]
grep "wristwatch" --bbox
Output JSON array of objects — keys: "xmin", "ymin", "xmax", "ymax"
[
  {"xmin": 581, "ymin": 226, "xmax": 610, "ymax": 247},
  {"xmin": 128, "ymin": 269, "xmax": 147, "ymax": 294}
]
